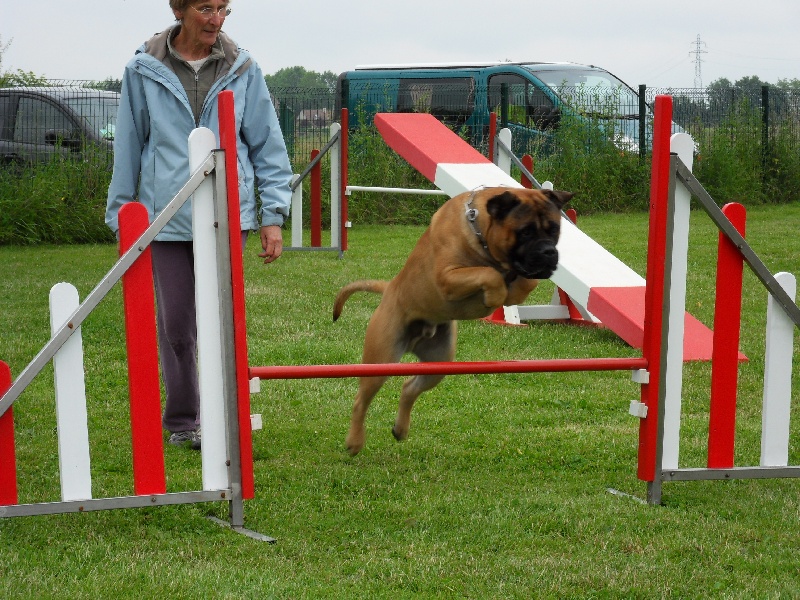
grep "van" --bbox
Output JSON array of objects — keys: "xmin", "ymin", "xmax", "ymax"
[
  {"xmin": 336, "ymin": 61, "xmax": 651, "ymax": 155},
  {"xmin": 0, "ymin": 87, "xmax": 119, "ymax": 166}
]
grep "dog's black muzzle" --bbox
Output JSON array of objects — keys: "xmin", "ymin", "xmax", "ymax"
[{"xmin": 511, "ymin": 239, "xmax": 559, "ymax": 280}]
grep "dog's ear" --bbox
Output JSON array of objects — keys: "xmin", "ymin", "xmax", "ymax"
[
  {"xmin": 542, "ymin": 189, "xmax": 574, "ymax": 210},
  {"xmin": 485, "ymin": 191, "xmax": 521, "ymax": 221}
]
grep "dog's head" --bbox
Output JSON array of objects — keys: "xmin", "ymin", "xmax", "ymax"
[{"xmin": 480, "ymin": 188, "xmax": 573, "ymax": 280}]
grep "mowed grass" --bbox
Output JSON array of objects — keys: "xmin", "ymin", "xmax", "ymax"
[{"xmin": 1, "ymin": 203, "xmax": 799, "ymax": 598}]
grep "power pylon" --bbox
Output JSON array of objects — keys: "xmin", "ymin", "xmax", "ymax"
[{"xmin": 690, "ymin": 34, "xmax": 708, "ymax": 88}]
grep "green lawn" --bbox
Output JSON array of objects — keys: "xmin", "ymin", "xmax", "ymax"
[{"xmin": 1, "ymin": 204, "xmax": 799, "ymax": 598}]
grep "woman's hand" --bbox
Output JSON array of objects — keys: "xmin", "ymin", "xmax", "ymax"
[{"xmin": 258, "ymin": 225, "xmax": 283, "ymax": 264}]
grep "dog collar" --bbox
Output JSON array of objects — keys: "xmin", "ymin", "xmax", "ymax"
[
  {"xmin": 464, "ymin": 190, "xmax": 491, "ymax": 254},
  {"xmin": 465, "ymin": 191, "xmax": 517, "ymax": 284}
]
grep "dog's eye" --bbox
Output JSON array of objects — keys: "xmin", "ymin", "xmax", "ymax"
[{"xmin": 517, "ymin": 224, "xmax": 539, "ymax": 241}]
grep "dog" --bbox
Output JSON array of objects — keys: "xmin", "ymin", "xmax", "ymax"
[{"xmin": 333, "ymin": 186, "xmax": 573, "ymax": 455}]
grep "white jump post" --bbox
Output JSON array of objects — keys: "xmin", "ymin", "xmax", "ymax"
[
  {"xmin": 761, "ymin": 272, "xmax": 797, "ymax": 466},
  {"xmin": 189, "ymin": 127, "xmax": 229, "ymax": 492},
  {"xmin": 660, "ymin": 133, "xmax": 694, "ymax": 470},
  {"xmin": 50, "ymin": 282, "xmax": 92, "ymax": 502},
  {"xmin": 329, "ymin": 122, "xmax": 342, "ymax": 250},
  {"xmin": 290, "ymin": 173, "xmax": 302, "ymax": 248}
]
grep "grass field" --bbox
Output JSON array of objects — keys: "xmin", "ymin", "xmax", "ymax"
[{"xmin": 1, "ymin": 203, "xmax": 799, "ymax": 598}]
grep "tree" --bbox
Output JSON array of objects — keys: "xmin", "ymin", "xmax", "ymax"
[{"xmin": 265, "ymin": 66, "xmax": 338, "ymax": 92}]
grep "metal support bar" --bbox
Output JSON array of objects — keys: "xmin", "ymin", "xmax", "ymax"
[
  {"xmin": 662, "ymin": 466, "xmax": 800, "ymax": 481},
  {"xmin": 212, "ymin": 152, "xmax": 247, "ymax": 531},
  {"xmin": 206, "ymin": 516, "xmax": 276, "ymax": 543},
  {"xmin": 290, "ymin": 129, "xmax": 340, "ymax": 191},
  {"xmin": 675, "ymin": 159, "xmax": 800, "ymax": 326},
  {"xmin": 0, "ymin": 153, "xmax": 217, "ymax": 418},
  {"xmin": 494, "ymin": 135, "xmax": 542, "ymax": 190},
  {"xmin": 0, "ymin": 490, "xmax": 231, "ymax": 518}
]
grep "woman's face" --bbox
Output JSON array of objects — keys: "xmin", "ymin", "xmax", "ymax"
[{"xmin": 173, "ymin": 1, "xmax": 229, "ymax": 49}]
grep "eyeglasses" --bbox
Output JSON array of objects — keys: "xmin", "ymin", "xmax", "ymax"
[{"xmin": 191, "ymin": 5, "xmax": 232, "ymax": 18}]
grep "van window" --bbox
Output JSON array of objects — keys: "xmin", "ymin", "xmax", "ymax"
[
  {"xmin": 14, "ymin": 97, "xmax": 73, "ymax": 145},
  {"xmin": 0, "ymin": 95, "xmax": 13, "ymax": 140},
  {"xmin": 397, "ymin": 77, "xmax": 474, "ymax": 129},
  {"xmin": 527, "ymin": 67, "xmax": 639, "ymax": 116},
  {"xmin": 488, "ymin": 74, "xmax": 559, "ymax": 131}
]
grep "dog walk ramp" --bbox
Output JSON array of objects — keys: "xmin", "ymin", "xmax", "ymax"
[{"xmin": 373, "ymin": 112, "xmax": 715, "ymax": 360}]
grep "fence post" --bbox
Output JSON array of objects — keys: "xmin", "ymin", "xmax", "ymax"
[
  {"xmin": 761, "ymin": 85, "xmax": 770, "ymax": 180},
  {"xmin": 639, "ymin": 84, "xmax": 647, "ymax": 161},
  {"xmin": 488, "ymin": 112, "xmax": 497, "ymax": 163}
]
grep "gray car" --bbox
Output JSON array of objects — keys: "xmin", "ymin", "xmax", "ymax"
[{"xmin": 0, "ymin": 87, "xmax": 119, "ymax": 166}]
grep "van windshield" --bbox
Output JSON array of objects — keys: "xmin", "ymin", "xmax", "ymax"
[
  {"xmin": 64, "ymin": 95, "xmax": 119, "ymax": 140},
  {"xmin": 523, "ymin": 66, "xmax": 640, "ymax": 117}
]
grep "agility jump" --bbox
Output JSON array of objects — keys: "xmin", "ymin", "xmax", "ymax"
[
  {"xmin": 0, "ymin": 91, "xmax": 267, "ymax": 539},
  {"xmin": 1, "ymin": 95, "xmax": 798, "ymax": 515}
]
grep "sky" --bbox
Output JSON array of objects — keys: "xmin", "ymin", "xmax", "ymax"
[{"xmin": 3, "ymin": 0, "xmax": 798, "ymax": 90}]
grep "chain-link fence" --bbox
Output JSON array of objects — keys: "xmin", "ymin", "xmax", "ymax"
[{"xmin": 4, "ymin": 79, "xmax": 797, "ymax": 172}]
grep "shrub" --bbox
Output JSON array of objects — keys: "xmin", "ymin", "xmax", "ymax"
[{"xmin": 0, "ymin": 152, "xmax": 114, "ymax": 245}]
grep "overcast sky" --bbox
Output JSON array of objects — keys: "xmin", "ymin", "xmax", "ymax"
[{"xmin": 4, "ymin": 0, "xmax": 798, "ymax": 89}]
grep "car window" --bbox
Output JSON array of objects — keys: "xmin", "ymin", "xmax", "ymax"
[
  {"xmin": 64, "ymin": 96, "xmax": 118, "ymax": 141},
  {"xmin": 488, "ymin": 74, "xmax": 558, "ymax": 130},
  {"xmin": 13, "ymin": 97, "xmax": 74, "ymax": 145},
  {"xmin": 397, "ymin": 77, "xmax": 474, "ymax": 129},
  {"xmin": 0, "ymin": 95, "xmax": 13, "ymax": 141}
]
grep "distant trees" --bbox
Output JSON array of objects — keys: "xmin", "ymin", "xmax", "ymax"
[{"xmin": 264, "ymin": 66, "xmax": 338, "ymax": 92}]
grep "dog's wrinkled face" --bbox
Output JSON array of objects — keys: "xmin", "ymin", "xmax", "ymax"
[{"xmin": 484, "ymin": 188, "xmax": 573, "ymax": 279}]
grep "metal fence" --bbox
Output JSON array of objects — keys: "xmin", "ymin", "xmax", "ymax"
[{"xmin": 3, "ymin": 79, "xmax": 798, "ymax": 174}]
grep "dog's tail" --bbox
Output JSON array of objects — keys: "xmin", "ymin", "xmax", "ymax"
[{"xmin": 333, "ymin": 280, "xmax": 389, "ymax": 321}]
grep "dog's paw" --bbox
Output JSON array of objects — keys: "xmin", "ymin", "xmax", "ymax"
[
  {"xmin": 392, "ymin": 424, "xmax": 409, "ymax": 442},
  {"xmin": 345, "ymin": 432, "xmax": 364, "ymax": 456},
  {"xmin": 345, "ymin": 442, "xmax": 363, "ymax": 456},
  {"xmin": 483, "ymin": 286, "xmax": 507, "ymax": 310}
]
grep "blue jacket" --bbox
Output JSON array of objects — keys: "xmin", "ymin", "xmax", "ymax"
[{"xmin": 106, "ymin": 29, "xmax": 292, "ymax": 240}]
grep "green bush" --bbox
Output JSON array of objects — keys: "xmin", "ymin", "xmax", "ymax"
[
  {"xmin": 532, "ymin": 114, "xmax": 651, "ymax": 213},
  {"xmin": 0, "ymin": 151, "xmax": 114, "ymax": 245},
  {"xmin": 2, "ymin": 105, "xmax": 799, "ymax": 244}
]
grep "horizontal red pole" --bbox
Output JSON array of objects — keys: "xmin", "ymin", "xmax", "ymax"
[{"xmin": 249, "ymin": 357, "xmax": 648, "ymax": 380}]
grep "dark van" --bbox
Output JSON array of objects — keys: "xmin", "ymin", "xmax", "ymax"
[
  {"xmin": 0, "ymin": 87, "xmax": 119, "ymax": 166},
  {"xmin": 336, "ymin": 61, "xmax": 652, "ymax": 154}
]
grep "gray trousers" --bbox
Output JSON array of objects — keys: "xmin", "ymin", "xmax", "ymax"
[{"xmin": 151, "ymin": 234, "xmax": 248, "ymax": 433}]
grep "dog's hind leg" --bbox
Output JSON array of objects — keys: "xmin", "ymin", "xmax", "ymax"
[
  {"xmin": 392, "ymin": 321, "xmax": 457, "ymax": 443},
  {"xmin": 345, "ymin": 308, "xmax": 407, "ymax": 456}
]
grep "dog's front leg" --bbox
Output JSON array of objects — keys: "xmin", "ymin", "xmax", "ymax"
[
  {"xmin": 437, "ymin": 266, "xmax": 507, "ymax": 307},
  {"xmin": 505, "ymin": 276, "xmax": 539, "ymax": 306}
]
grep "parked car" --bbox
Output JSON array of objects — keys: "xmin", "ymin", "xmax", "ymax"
[
  {"xmin": 0, "ymin": 87, "xmax": 119, "ymax": 166},
  {"xmin": 337, "ymin": 61, "xmax": 665, "ymax": 154}
]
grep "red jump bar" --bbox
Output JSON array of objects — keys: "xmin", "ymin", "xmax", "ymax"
[{"xmin": 249, "ymin": 357, "xmax": 648, "ymax": 380}]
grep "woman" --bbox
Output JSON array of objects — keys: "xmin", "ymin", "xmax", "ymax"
[{"xmin": 106, "ymin": 0, "xmax": 292, "ymax": 449}]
